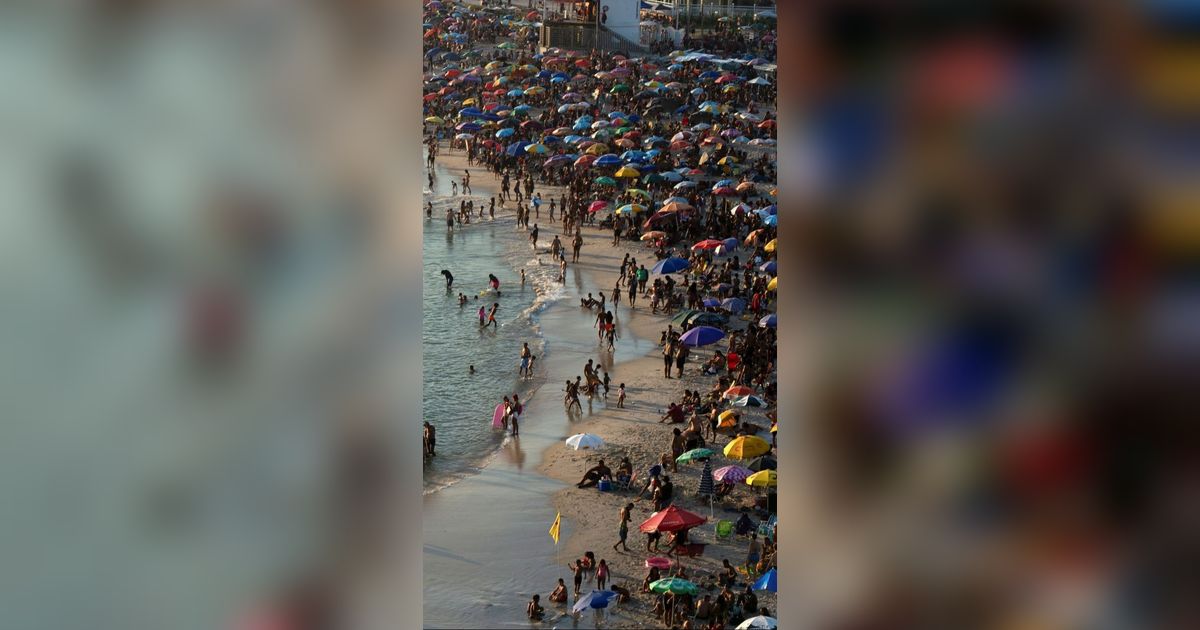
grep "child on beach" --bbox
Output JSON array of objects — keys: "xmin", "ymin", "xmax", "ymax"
[
  {"xmin": 549, "ymin": 579, "xmax": 568, "ymax": 603},
  {"xmin": 527, "ymin": 356, "xmax": 536, "ymax": 379},
  {"xmin": 596, "ymin": 559, "xmax": 609, "ymax": 590},
  {"xmin": 602, "ymin": 371, "xmax": 610, "ymax": 398},
  {"xmin": 568, "ymin": 560, "xmax": 585, "ymax": 597},
  {"xmin": 478, "ymin": 305, "xmax": 486, "ymax": 326},
  {"xmin": 617, "ymin": 383, "xmax": 626, "ymax": 408}
]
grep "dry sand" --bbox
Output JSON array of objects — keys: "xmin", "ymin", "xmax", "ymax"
[{"xmin": 427, "ymin": 146, "xmax": 775, "ymax": 627}]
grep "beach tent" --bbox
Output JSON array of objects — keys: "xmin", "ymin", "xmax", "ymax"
[{"xmin": 753, "ymin": 568, "xmax": 777, "ymax": 593}]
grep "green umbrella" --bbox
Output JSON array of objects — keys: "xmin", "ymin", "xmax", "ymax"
[
  {"xmin": 643, "ymin": 173, "xmax": 666, "ymax": 184},
  {"xmin": 676, "ymin": 448, "xmax": 717, "ymax": 463},
  {"xmin": 610, "ymin": 83, "xmax": 631, "ymax": 93},
  {"xmin": 670, "ymin": 309, "xmax": 698, "ymax": 326},
  {"xmin": 650, "ymin": 578, "xmax": 699, "ymax": 595},
  {"xmin": 595, "ymin": 176, "xmax": 617, "ymax": 186}
]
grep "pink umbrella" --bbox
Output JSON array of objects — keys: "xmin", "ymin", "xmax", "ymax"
[
  {"xmin": 588, "ymin": 200, "xmax": 610, "ymax": 213},
  {"xmin": 712, "ymin": 465, "xmax": 752, "ymax": 483},
  {"xmin": 645, "ymin": 556, "xmax": 673, "ymax": 570}
]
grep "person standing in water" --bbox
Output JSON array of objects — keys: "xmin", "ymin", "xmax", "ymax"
[
  {"xmin": 423, "ymin": 421, "xmax": 436, "ymax": 457},
  {"xmin": 486, "ymin": 303, "xmax": 499, "ymax": 329},
  {"xmin": 530, "ymin": 223, "xmax": 539, "ymax": 249},
  {"xmin": 441, "ymin": 269, "xmax": 453, "ymax": 291},
  {"xmin": 519, "ymin": 342, "xmax": 532, "ymax": 378},
  {"xmin": 445, "ymin": 208, "xmax": 454, "ymax": 232}
]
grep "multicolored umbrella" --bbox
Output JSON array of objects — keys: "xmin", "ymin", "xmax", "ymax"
[{"xmin": 712, "ymin": 465, "xmax": 753, "ymax": 483}]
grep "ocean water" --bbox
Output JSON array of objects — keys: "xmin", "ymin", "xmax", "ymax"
[{"xmin": 421, "ymin": 160, "xmax": 565, "ymax": 493}]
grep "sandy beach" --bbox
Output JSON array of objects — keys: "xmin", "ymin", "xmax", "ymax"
[{"xmin": 423, "ymin": 148, "xmax": 776, "ymax": 627}]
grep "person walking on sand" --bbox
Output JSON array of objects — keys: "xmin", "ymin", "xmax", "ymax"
[
  {"xmin": 596, "ymin": 559, "xmax": 609, "ymax": 591},
  {"xmin": 627, "ymin": 277, "xmax": 637, "ymax": 307},
  {"xmin": 663, "ymin": 338, "xmax": 676, "ymax": 378},
  {"xmin": 463, "ymin": 170, "xmax": 471, "ymax": 194},
  {"xmin": 613, "ymin": 503, "xmax": 633, "ymax": 552}
]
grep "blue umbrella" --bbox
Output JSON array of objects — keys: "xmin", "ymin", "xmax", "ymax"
[
  {"xmin": 608, "ymin": 111, "xmax": 627, "ymax": 119},
  {"xmin": 760, "ymin": 261, "xmax": 776, "ymax": 274},
  {"xmin": 459, "ymin": 107, "xmax": 484, "ymax": 117},
  {"xmin": 753, "ymin": 568, "xmax": 777, "ymax": 593},
  {"xmin": 759, "ymin": 314, "xmax": 777, "ymax": 328},
  {"xmin": 572, "ymin": 590, "xmax": 617, "ymax": 613},
  {"xmin": 651, "ymin": 257, "xmax": 690, "ymax": 275},
  {"xmin": 542, "ymin": 135, "xmax": 561, "ymax": 144},
  {"xmin": 495, "ymin": 128, "xmax": 516, "ymax": 138},
  {"xmin": 721, "ymin": 297, "xmax": 746, "ymax": 314},
  {"xmin": 722, "ymin": 237, "xmax": 739, "ymax": 250},
  {"xmin": 679, "ymin": 326, "xmax": 726, "ymax": 347},
  {"xmin": 505, "ymin": 141, "xmax": 530, "ymax": 157},
  {"xmin": 551, "ymin": 76, "xmax": 567, "ymax": 83},
  {"xmin": 507, "ymin": 88, "xmax": 525, "ymax": 97},
  {"xmin": 702, "ymin": 297, "xmax": 721, "ymax": 308},
  {"xmin": 762, "ymin": 214, "xmax": 777, "ymax": 226},
  {"xmin": 594, "ymin": 154, "xmax": 623, "ymax": 167}
]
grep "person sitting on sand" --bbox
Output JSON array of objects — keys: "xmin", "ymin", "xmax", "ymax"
[
  {"xmin": 660, "ymin": 402, "xmax": 685, "ymax": 424},
  {"xmin": 719, "ymin": 559, "xmax": 738, "ymax": 587},
  {"xmin": 527, "ymin": 594, "xmax": 544, "ymax": 621},
  {"xmin": 735, "ymin": 510, "xmax": 756, "ymax": 536},
  {"xmin": 549, "ymin": 579, "xmax": 568, "ymax": 603},
  {"xmin": 694, "ymin": 595, "xmax": 714, "ymax": 621},
  {"xmin": 576, "ymin": 460, "xmax": 612, "ymax": 489},
  {"xmin": 641, "ymin": 566, "xmax": 662, "ymax": 593}
]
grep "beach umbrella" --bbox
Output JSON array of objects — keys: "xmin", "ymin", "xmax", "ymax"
[
  {"xmin": 764, "ymin": 239, "xmax": 777, "ymax": 253},
  {"xmin": 649, "ymin": 577, "xmax": 700, "ymax": 595},
  {"xmin": 614, "ymin": 165, "xmax": 640, "ymax": 178},
  {"xmin": 676, "ymin": 448, "xmax": 716, "ymax": 463},
  {"xmin": 572, "ymin": 590, "xmax": 617, "ymax": 613},
  {"xmin": 697, "ymin": 459, "xmax": 715, "ymax": 497},
  {"xmin": 760, "ymin": 261, "xmax": 777, "ymax": 274},
  {"xmin": 762, "ymin": 214, "xmax": 777, "ymax": 226},
  {"xmin": 454, "ymin": 133, "xmax": 474, "ymax": 140},
  {"xmin": 495, "ymin": 127, "xmax": 515, "ymax": 138},
  {"xmin": 641, "ymin": 231, "xmax": 667, "ymax": 241},
  {"xmin": 720, "ymin": 297, "xmax": 746, "ymax": 314},
  {"xmin": 701, "ymin": 297, "xmax": 721, "ymax": 308},
  {"xmin": 574, "ymin": 155, "xmax": 597, "ymax": 168},
  {"xmin": 732, "ymin": 395, "xmax": 769, "ymax": 408},
  {"xmin": 718, "ymin": 409, "xmax": 739, "ymax": 428},
  {"xmin": 724, "ymin": 436, "xmax": 771, "ymax": 460},
  {"xmin": 543, "ymin": 154, "xmax": 573, "ymax": 168},
  {"xmin": 651, "ymin": 257, "xmax": 690, "ymax": 275},
  {"xmin": 737, "ymin": 616, "xmax": 778, "ymax": 629},
  {"xmin": 661, "ymin": 201, "xmax": 694, "ymax": 213},
  {"xmin": 645, "ymin": 557, "xmax": 673, "ymax": 570},
  {"xmin": 753, "ymin": 568, "xmax": 777, "ymax": 593},
  {"xmin": 746, "ymin": 470, "xmax": 777, "ymax": 487},
  {"xmin": 712, "ymin": 465, "xmax": 753, "ymax": 484},
  {"xmin": 670, "ymin": 309, "xmax": 698, "ymax": 326},
  {"xmin": 678, "ymin": 326, "xmax": 725, "ymax": 348},
  {"xmin": 425, "ymin": 116, "xmax": 445, "ymax": 124},
  {"xmin": 767, "ymin": 277, "xmax": 777, "ymax": 291},
  {"xmin": 615, "ymin": 203, "xmax": 646, "ymax": 215},
  {"xmin": 594, "ymin": 176, "xmax": 617, "ymax": 186},
  {"xmin": 639, "ymin": 506, "xmax": 706, "ymax": 533},
  {"xmin": 565, "ymin": 433, "xmax": 605, "ymax": 450},
  {"xmin": 625, "ymin": 188, "xmax": 650, "ymax": 200},
  {"xmin": 587, "ymin": 200, "xmax": 610, "ymax": 214},
  {"xmin": 747, "ymin": 455, "xmax": 777, "ymax": 472},
  {"xmin": 594, "ymin": 154, "xmax": 622, "ymax": 167},
  {"xmin": 759, "ymin": 314, "xmax": 777, "ymax": 328},
  {"xmin": 724, "ymin": 385, "xmax": 754, "ymax": 399},
  {"xmin": 674, "ymin": 181, "xmax": 697, "ymax": 189},
  {"xmin": 691, "ymin": 239, "xmax": 724, "ymax": 251}
]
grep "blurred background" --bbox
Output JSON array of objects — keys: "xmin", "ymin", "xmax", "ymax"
[
  {"xmin": 776, "ymin": 1, "xmax": 1200, "ymax": 629},
  {"xmin": 0, "ymin": 1, "xmax": 422, "ymax": 629},
  {"xmin": 2, "ymin": 1, "xmax": 1197, "ymax": 629}
]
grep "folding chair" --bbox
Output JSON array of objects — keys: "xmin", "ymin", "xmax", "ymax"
[
  {"xmin": 714, "ymin": 520, "xmax": 734, "ymax": 541},
  {"xmin": 613, "ymin": 470, "xmax": 636, "ymax": 492}
]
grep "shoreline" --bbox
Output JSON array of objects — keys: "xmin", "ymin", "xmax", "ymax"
[{"xmin": 426, "ymin": 145, "xmax": 775, "ymax": 626}]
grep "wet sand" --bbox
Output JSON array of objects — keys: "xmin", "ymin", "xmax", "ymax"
[{"xmin": 423, "ymin": 148, "xmax": 775, "ymax": 627}]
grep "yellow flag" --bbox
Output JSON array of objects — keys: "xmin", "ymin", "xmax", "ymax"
[{"xmin": 549, "ymin": 512, "xmax": 561, "ymax": 545}]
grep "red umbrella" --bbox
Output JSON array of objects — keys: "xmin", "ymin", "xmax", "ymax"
[
  {"xmin": 692, "ymin": 239, "xmax": 724, "ymax": 251},
  {"xmin": 588, "ymin": 200, "xmax": 610, "ymax": 213},
  {"xmin": 639, "ymin": 505, "xmax": 707, "ymax": 533},
  {"xmin": 713, "ymin": 187, "xmax": 738, "ymax": 196}
]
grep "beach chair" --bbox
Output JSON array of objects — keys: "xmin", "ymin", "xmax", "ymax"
[
  {"xmin": 714, "ymin": 520, "xmax": 734, "ymax": 541},
  {"xmin": 757, "ymin": 514, "xmax": 777, "ymax": 538},
  {"xmin": 613, "ymin": 470, "xmax": 636, "ymax": 492}
]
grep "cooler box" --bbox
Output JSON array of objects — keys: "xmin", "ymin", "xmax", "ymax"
[{"xmin": 598, "ymin": 479, "xmax": 612, "ymax": 492}]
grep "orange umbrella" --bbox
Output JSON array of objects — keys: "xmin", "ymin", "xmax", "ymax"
[{"xmin": 723, "ymin": 385, "xmax": 754, "ymax": 399}]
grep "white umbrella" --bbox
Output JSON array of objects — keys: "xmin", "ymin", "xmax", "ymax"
[
  {"xmin": 565, "ymin": 433, "xmax": 604, "ymax": 450},
  {"xmin": 737, "ymin": 616, "xmax": 778, "ymax": 629}
]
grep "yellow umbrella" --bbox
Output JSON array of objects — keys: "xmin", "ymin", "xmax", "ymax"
[
  {"xmin": 767, "ymin": 277, "xmax": 777, "ymax": 291},
  {"xmin": 723, "ymin": 435, "xmax": 771, "ymax": 459},
  {"xmin": 585, "ymin": 143, "xmax": 608, "ymax": 156},
  {"xmin": 615, "ymin": 203, "xmax": 646, "ymax": 215},
  {"xmin": 769, "ymin": 188, "xmax": 778, "ymax": 197},
  {"xmin": 764, "ymin": 239, "xmax": 777, "ymax": 253},
  {"xmin": 615, "ymin": 166, "xmax": 641, "ymax": 178},
  {"xmin": 746, "ymin": 470, "xmax": 777, "ymax": 487},
  {"xmin": 425, "ymin": 116, "xmax": 445, "ymax": 124},
  {"xmin": 718, "ymin": 410, "xmax": 738, "ymax": 428},
  {"xmin": 626, "ymin": 189, "xmax": 650, "ymax": 199},
  {"xmin": 462, "ymin": 98, "xmax": 478, "ymax": 106},
  {"xmin": 718, "ymin": 156, "xmax": 737, "ymax": 165},
  {"xmin": 525, "ymin": 85, "xmax": 546, "ymax": 95}
]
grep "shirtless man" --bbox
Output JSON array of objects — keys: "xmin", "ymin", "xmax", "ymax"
[{"xmin": 423, "ymin": 422, "xmax": 436, "ymax": 457}]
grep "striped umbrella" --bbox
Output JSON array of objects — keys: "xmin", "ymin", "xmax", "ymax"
[{"xmin": 697, "ymin": 459, "xmax": 714, "ymax": 497}]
